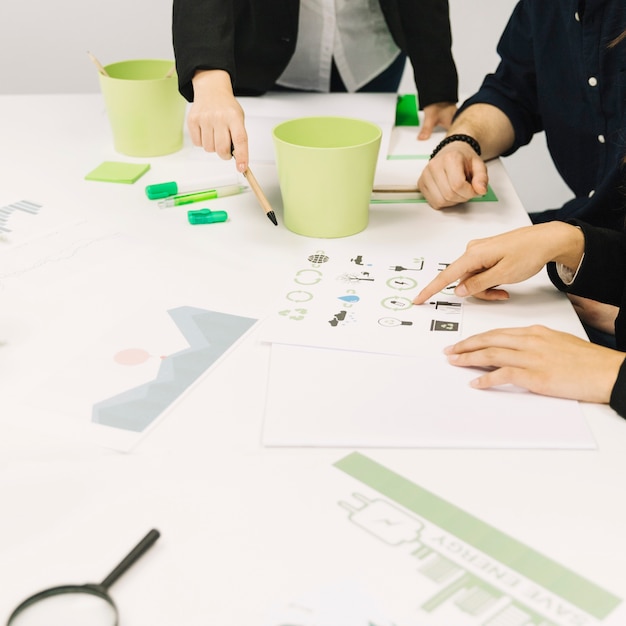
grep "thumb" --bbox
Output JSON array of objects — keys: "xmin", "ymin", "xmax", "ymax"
[
  {"xmin": 418, "ymin": 119, "xmax": 435, "ymax": 140},
  {"xmin": 470, "ymin": 158, "xmax": 489, "ymax": 196}
]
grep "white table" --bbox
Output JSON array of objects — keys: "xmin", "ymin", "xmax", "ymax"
[{"xmin": 1, "ymin": 93, "xmax": 625, "ymax": 626}]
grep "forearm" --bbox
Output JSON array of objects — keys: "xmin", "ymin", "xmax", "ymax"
[
  {"xmin": 397, "ymin": 0, "xmax": 458, "ymax": 107},
  {"xmin": 447, "ymin": 103, "xmax": 515, "ymax": 160}
]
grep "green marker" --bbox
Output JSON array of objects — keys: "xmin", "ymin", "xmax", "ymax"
[
  {"xmin": 187, "ymin": 208, "xmax": 228, "ymax": 224},
  {"xmin": 157, "ymin": 184, "xmax": 246, "ymax": 208}
]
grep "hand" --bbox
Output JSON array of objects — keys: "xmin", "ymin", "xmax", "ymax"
[
  {"xmin": 418, "ymin": 102, "xmax": 457, "ymax": 140},
  {"xmin": 417, "ymin": 140, "xmax": 488, "ymax": 208},
  {"xmin": 444, "ymin": 325, "xmax": 625, "ymax": 404},
  {"xmin": 417, "ymin": 103, "xmax": 515, "ymax": 209},
  {"xmin": 412, "ymin": 222, "xmax": 585, "ymax": 304},
  {"xmin": 567, "ymin": 294, "xmax": 618, "ymax": 336},
  {"xmin": 187, "ymin": 69, "xmax": 249, "ymax": 172}
]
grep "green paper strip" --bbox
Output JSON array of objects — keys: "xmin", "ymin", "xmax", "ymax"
[
  {"xmin": 334, "ymin": 452, "xmax": 621, "ymax": 620},
  {"xmin": 371, "ymin": 185, "xmax": 498, "ymax": 204},
  {"xmin": 395, "ymin": 94, "xmax": 420, "ymax": 127},
  {"xmin": 387, "ymin": 154, "xmax": 430, "ymax": 160}
]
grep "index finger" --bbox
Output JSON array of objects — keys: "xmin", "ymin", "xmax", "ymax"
[
  {"xmin": 225, "ymin": 110, "xmax": 249, "ymax": 171},
  {"xmin": 412, "ymin": 258, "xmax": 470, "ymax": 304}
]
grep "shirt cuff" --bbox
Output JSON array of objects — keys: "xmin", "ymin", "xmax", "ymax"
[
  {"xmin": 555, "ymin": 227, "xmax": 585, "ymax": 285},
  {"xmin": 555, "ymin": 253, "xmax": 585, "ymax": 285}
]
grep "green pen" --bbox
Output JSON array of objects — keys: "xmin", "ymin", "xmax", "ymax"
[{"xmin": 157, "ymin": 184, "xmax": 246, "ymax": 208}]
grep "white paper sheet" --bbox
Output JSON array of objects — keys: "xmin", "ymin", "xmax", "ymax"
[{"xmin": 262, "ymin": 344, "xmax": 596, "ymax": 449}]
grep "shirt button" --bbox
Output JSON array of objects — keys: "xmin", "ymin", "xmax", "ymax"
[
  {"xmin": 588, "ymin": 76, "xmax": 598, "ymax": 87},
  {"xmin": 588, "ymin": 190, "xmax": 595, "ymax": 198},
  {"xmin": 598, "ymin": 134, "xmax": 605, "ymax": 143},
  {"xmin": 575, "ymin": 11, "xmax": 580, "ymax": 21}
]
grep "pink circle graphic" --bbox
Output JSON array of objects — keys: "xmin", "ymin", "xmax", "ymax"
[{"xmin": 114, "ymin": 348, "xmax": 151, "ymax": 365}]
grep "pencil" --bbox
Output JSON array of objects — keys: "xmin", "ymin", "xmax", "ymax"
[
  {"xmin": 231, "ymin": 144, "xmax": 277, "ymax": 225},
  {"xmin": 243, "ymin": 166, "xmax": 278, "ymax": 225},
  {"xmin": 87, "ymin": 51, "xmax": 109, "ymax": 77}
]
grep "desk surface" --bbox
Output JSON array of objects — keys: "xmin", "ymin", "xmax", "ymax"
[{"xmin": 1, "ymin": 93, "xmax": 625, "ymax": 626}]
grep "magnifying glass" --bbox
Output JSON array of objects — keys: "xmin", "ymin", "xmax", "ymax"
[{"xmin": 6, "ymin": 528, "xmax": 160, "ymax": 626}]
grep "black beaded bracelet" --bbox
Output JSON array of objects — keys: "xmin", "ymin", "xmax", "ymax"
[{"xmin": 429, "ymin": 133, "xmax": 482, "ymax": 159}]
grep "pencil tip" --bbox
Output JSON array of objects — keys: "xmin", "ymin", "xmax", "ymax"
[{"xmin": 267, "ymin": 211, "xmax": 278, "ymax": 226}]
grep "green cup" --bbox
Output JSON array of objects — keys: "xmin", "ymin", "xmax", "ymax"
[
  {"xmin": 99, "ymin": 59, "xmax": 186, "ymax": 157},
  {"xmin": 272, "ymin": 116, "xmax": 382, "ymax": 238}
]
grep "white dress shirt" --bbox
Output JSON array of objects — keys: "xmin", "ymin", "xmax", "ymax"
[
  {"xmin": 555, "ymin": 228, "xmax": 585, "ymax": 285},
  {"xmin": 276, "ymin": 0, "xmax": 401, "ymax": 93}
]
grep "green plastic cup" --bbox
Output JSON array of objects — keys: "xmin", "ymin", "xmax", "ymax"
[
  {"xmin": 273, "ymin": 116, "xmax": 382, "ymax": 238},
  {"xmin": 99, "ymin": 59, "xmax": 186, "ymax": 157}
]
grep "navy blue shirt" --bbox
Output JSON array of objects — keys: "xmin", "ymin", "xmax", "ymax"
[{"xmin": 460, "ymin": 0, "xmax": 626, "ymax": 230}]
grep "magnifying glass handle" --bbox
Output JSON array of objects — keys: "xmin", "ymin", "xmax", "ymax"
[{"xmin": 100, "ymin": 529, "xmax": 160, "ymax": 590}]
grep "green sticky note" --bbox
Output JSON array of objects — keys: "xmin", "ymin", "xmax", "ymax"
[
  {"xmin": 395, "ymin": 94, "xmax": 420, "ymax": 126},
  {"xmin": 85, "ymin": 161, "xmax": 151, "ymax": 184}
]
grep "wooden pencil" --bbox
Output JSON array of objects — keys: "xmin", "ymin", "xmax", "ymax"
[
  {"xmin": 87, "ymin": 51, "xmax": 109, "ymax": 77},
  {"xmin": 242, "ymin": 165, "xmax": 278, "ymax": 226}
]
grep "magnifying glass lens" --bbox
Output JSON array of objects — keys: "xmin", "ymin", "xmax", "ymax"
[{"xmin": 8, "ymin": 590, "xmax": 116, "ymax": 626}]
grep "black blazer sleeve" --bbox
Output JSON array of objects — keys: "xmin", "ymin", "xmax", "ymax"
[
  {"xmin": 379, "ymin": 0, "xmax": 458, "ymax": 108},
  {"xmin": 547, "ymin": 219, "xmax": 626, "ymax": 352},
  {"xmin": 173, "ymin": 0, "xmax": 299, "ymax": 101},
  {"xmin": 547, "ymin": 220, "xmax": 626, "ymax": 308}
]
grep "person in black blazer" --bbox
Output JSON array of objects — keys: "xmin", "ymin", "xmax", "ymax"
[
  {"xmin": 413, "ymin": 219, "xmax": 626, "ymax": 417},
  {"xmin": 172, "ymin": 0, "xmax": 458, "ymax": 173}
]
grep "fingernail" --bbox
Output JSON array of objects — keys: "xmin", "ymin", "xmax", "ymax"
[
  {"xmin": 443, "ymin": 345, "xmax": 454, "ymax": 354},
  {"xmin": 238, "ymin": 163, "xmax": 246, "ymax": 173},
  {"xmin": 470, "ymin": 377, "xmax": 481, "ymax": 388},
  {"xmin": 447, "ymin": 353, "xmax": 459, "ymax": 363},
  {"xmin": 455, "ymin": 284, "xmax": 468, "ymax": 296}
]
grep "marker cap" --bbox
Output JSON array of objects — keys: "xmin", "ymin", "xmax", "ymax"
[
  {"xmin": 187, "ymin": 208, "xmax": 228, "ymax": 225},
  {"xmin": 145, "ymin": 181, "xmax": 178, "ymax": 199}
]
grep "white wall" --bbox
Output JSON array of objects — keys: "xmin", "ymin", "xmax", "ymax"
[
  {"xmin": 0, "ymin": 0, "xmax": 572, "ymax": 212},
  {"xmin": 0, "ymin": 0, "xmax": 174, "ymax": 95}
]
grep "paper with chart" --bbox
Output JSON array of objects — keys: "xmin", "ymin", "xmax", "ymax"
[
  {"xmin": 327, "ymin": 453, "xmax": 623, "ymax": 626},
  {"xmin": 252, "ymin": 452, "xmax": 623, "ymax": 625},
  {"xmin": 260, "ymin": 243, "xmax": 595, "ymax": 449},
  {"xmin": 32, "ymin": 304, "xmax": 257, "ymax": 451},
  {"xmin": 2, "ymin": 214, "xmax": 258, "ymax": 451},
  {"xmin": 0, "ymin": 195, "xmax": 85, "ymax": 250}
]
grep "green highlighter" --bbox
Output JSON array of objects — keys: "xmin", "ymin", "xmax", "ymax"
[{"xmin": 157, "ymin": 184, "xmax": 246, "ymax": 208}]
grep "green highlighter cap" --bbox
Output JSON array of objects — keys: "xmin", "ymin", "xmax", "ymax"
[
  {"xmin": 187, "ymin": 208, "xmax": 228, "ymax": 225},
  {"xmin": 145, "ymin": 181, "xmax": 178, "ymax": 199}
]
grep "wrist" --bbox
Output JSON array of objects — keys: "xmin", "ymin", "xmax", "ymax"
[
  {"xmin": 547, "ymin": 222, "xmax": 585, "ymax": 269},
  {"xmin": 430, "ymin": 133, "xmax": 481, "ymax": 160},
  {"xmin": 192, "ymin": 69, "xmax": 233, "ymax": 99}
]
